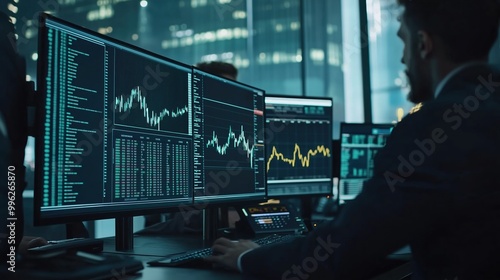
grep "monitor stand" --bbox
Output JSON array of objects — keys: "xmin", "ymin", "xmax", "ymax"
[
  {"xmin": 202, "ymin": 207, "xmax": 219, "ymax": 242},
  {"xmin": 300, "ymin": 197, "xmax": 313, "ymax": 231},
  {"xmin": 115, "ymin": 216, "xmax": 133, "ymax": 251},
  {"xmin": 66, "ymin": 222, "xmax": 90, "ymax": 238}
]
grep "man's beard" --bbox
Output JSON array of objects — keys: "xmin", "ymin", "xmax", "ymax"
[{"xmin": 406, "ymin": 71, "xmax": 433, "ymax": 104}]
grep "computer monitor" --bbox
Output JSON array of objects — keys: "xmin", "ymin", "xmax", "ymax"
[
  {"xmin": 338, "ymin": 122, "xmax": 394, "ymax": 201},
  {"xmin": 35, "ymin": 13, "xmax": 193, "ymax": 226},
  {"xmin": 192, "ymin": 69, "xmax": 266, "ymax": 205},
  {"xmin": 264, "ymin": 95, "xmax": 333, "ymax": 197}
]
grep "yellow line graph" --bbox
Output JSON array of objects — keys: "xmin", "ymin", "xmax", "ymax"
[{"xmin": 266, "ymin": 144, "xmax": 331, "ymax": 172}]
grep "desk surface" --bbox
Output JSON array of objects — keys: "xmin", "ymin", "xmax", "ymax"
[
  {"xmin": 102, "ymin": 234, "xmax": 252, "ymax": 279},
  {"xmin": 115, "ymin": 254, "xmax": 252, "ymax": 280},
  {"xmin": 101, "ymin": 234, "xmax": 412, "ymax": 280},
  {"xmin": 13, "ymin": 234, "xmax": 412, "ymax": 279},
  {"xmin": 11, "ymin": 234, "xmax": 249, "ymax": 280}
]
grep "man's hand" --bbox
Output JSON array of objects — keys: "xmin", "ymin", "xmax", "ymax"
[
  {"xmin": 205, "ymin": 237, "xmax": 260, "ymax": 271},
  {"xmin": 18, "ymin": 236, "xmax": 47, "ymax": 254}
]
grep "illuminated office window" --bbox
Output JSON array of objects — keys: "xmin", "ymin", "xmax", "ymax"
[
  {"xmin": 12, "ymin": 0, "xmax": 348, "ymax": 179},
  {"xmin": 366, "ymin": 0, "xmax": 413, "ymax": 123},
  {"xmin": 340, "ymin": 0, "xmax": 364, "ymax": 124}
]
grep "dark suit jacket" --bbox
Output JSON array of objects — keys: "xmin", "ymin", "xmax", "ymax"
[
  {"xmin": 241, "ymin": 64, "xmax": 500, "ymax": 279},
  {"xmin": 0, "ymin": 17, "xmax": 27, "ymax": 264},
  {"xmin": 0, "ymin": 114, "xmax": 10, "ymax": 268}
]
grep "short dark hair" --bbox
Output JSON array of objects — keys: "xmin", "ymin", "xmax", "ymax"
[
  {"xmin": 398, "ymin": 0, "xmax": 500, "ymax": 62},
  {"xmin": 195, "ymin": 61, "xmax": 238, "ymax": 80}
]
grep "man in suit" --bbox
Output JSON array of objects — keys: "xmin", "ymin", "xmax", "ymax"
[
  {"xmin": 0, "ymin": 12, "xmax": 47, "ymax": 268},
  {"xmin": 0, "ymin": 11, "xmax": 28, "ymax": 264},
  {"xmin": 206, "ymin": 0, "xmax": 500, "ymax": 278}
]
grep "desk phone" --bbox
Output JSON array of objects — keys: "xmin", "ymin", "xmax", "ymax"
[{"xmin": 238, "ymin": 204, "xmax": 308, "ymax": 235}]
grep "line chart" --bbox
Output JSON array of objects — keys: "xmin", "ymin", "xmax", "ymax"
[
  {"xmin": 114, "ymin": 86, "xmax": 189, "ymax": 132},
  {"xmin": 206, "ymin": 125, "xmax": 255, "ymax": 166},
  {"xmin": 266, "ymin": 144, "xmax": 331, "ymax": 172}
]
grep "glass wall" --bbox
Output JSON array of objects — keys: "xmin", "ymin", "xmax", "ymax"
[
  {"xmin": 366, "ymin": 0, "xmax": 412, "ymax": 123},
  {"xmin": 9, "ymin": 0, "xmax": 346, "ymax": 135},
  {"xmin": 4, "ymin": 1, "xmax": 414, "ymax": 185},
  {"xmin": 341, "ymin": 0, "xmax": 364, "ymax": 124}
]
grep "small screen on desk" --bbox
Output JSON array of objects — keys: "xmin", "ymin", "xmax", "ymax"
[{"xmin": 242, "ymin": 205, "xmax": 304, "ymax": 234}]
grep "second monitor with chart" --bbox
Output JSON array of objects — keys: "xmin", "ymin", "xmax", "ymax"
[
  {"xmin": 265, "ymin": 95, "xmax": 333, "ymax": 197},
  {"xmin": 192, "ymin": 69, "xmax": 266, "ymax": 204}
]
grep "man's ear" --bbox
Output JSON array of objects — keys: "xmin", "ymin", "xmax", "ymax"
[{"xmin": 417, "ymin": 30, "xmax": 433, "ymax": 59}]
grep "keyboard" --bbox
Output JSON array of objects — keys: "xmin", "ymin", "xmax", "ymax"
[{"xmin": 148, "ymin": 234, "xmax": 300, "ymax": 267}]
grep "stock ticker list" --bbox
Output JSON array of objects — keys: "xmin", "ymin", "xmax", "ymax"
[
  {"xmin": 43, "ymin": 28, "xmax": 106, "ymax": 206},
  {"xmin": 113, "ymin": 132, "xmax": 190, "ymax": 200}
]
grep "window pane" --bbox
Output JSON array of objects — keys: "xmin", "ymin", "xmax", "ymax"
[{"xmin": 366, "ymin": 0, "xmax": 412, "ymax": 123}]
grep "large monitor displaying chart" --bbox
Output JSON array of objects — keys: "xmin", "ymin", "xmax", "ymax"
[
  {"xmin": 264, "ymin": 95, "xmax": 333, "ymax": 197},
  {"xmin": 35, "ymin": 13, "xmax": 193, "ymax": 225}
]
